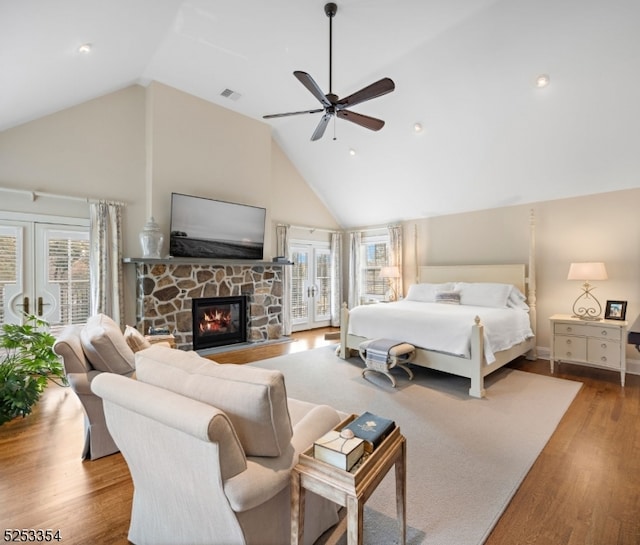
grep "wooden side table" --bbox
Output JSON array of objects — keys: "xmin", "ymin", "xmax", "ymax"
[{"xmin": 291, "ymin": 415, "xmax": 406, "ymax": 545}]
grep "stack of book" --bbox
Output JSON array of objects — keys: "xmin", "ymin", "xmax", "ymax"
[{"xmin": 312, "ymin": 412, "xmax": 396, "ymax": 470}]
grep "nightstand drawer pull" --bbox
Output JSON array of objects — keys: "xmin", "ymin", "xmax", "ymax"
[
  {"xmin": 565, "ymin": 339, "xmax": 572, "ymax": 345},
  {"xmin": 565, "ymin": 351, "xmax": 572, "ymax": 357},
  {"xmin": 601, "ymin": 343, "xmax": 607, "ymax": 349},
  {"xmin": 600, "ymin": 330, "xmax": 608, "ymax": 336},
  {"xmin": 601, "ymin": 356, "xmax": 607, "ymax": 362},
  {"xmin": 566, "ymin": 327, "xmax": 573, "ymax": 332}
]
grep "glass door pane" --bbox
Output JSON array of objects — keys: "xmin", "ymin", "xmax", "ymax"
[
  {"xmin": 0, "ymin": 225, "xmax": 25, "ymax": 324},
  {"xmin": 291, "ymin": 247, "xmax": 310, "ymax": 325},
  {"xmin": 313, "ymin": 248, "xmax": 331, "ymax": 323},
  {"xmin": 37, "ymin": 225, "xmax": 90, "ymax": 330}
]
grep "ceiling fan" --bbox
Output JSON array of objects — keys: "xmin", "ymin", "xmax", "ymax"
[{"xmin": 263, "ymin": 2, "xmax": 395, "ymax": 141}]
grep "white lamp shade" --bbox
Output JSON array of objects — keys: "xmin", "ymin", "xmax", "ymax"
[
  {"xmin": 567, "ymin": 262, "xmax": 608, "ymax": 281},
  {"xmin": 379, "ymin": 266, "xmax": 400, "ymax": 279}
]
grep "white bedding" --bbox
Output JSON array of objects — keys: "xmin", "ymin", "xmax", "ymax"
[{"xmin": 347, "ymin": 300, "xmax": 534, "ymax": 364}]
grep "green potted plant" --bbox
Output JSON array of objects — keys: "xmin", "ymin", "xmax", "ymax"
[{"xmin": 0, "ymin": 315, "xmax": 68, "ymax": 425}]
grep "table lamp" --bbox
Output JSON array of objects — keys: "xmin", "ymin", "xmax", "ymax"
[
  {"xmin": 567, "ymin": 262, "xmax": 607, "ymax": 320},
  {"xmin": 380, "ymin": 266, "xmax": 400, "ymax": 301}
]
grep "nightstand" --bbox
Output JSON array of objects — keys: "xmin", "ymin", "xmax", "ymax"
[{"xmin": 549, "ymin": 314, "xmax": 627, "ymax": 386}]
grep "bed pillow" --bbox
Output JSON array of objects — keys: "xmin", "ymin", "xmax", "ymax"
[
  {"xmin": 406, "ymin": 282, "xmax": 455, "ymax": 302},
  {"xmin": 435, "ymin": 290, "xmax": 461, "ymax": 304},
  {"xmin": 507, "ymin": 286, "xmax": 530, "ymax": 310},
  {"xmin": 455, "ymin": 282, "xmax": 513, "ymax": 308}
]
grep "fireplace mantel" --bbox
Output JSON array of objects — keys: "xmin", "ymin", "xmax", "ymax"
[{"xmin": 123, "ymin": 257, "xmax": 291, "ymax": 266}]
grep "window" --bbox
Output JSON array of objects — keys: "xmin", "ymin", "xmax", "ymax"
[{"xmin": 360, "ymin": 232, "xmax": 390, "ymax": 302}]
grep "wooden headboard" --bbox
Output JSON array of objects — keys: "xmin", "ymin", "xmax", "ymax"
[{"xmin": 419, "ymin": 264, "xmax": 528, "ymax": 295}]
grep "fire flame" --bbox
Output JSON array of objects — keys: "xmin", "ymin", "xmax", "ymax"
[{"xmin": 199, "ymin": 308, "xmax": 233, "ymax": 334}]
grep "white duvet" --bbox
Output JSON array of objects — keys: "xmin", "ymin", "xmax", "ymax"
[{"xmin": 347, "ymin": 300, "xmax": 534, "ymax": 364}]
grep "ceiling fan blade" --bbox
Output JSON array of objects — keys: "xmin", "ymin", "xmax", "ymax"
[
  {"xmin": 311, "ymin": 113, "xmax": 332, "ymax": 141},
  {"xmin": 294, "ymin": 71, "xmax": 332, "ymax": 108},
  {"xmin": 336, "ymin": 110, "xmax": 385, "ymax": 131},
  {"xmin": 263, "ymin": 108, "xmax": 324, "ymax": 119},
  {"xmin": 336, "ymin": 78, "xmax": 395, "ymax": 109}
]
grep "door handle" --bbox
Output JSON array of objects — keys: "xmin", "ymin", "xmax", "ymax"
[
  {"xmin": 17, "ymin": 296, "xmax": 30, "ymax": 315},
  {"xmin": 37, "ymin": 297, "xmax": 50, "ymax": 317}
]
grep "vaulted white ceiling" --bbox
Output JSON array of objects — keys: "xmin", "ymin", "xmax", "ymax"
[{"xmin": 2, "ymin": 0, "xmax": 639, "ymax": 227}]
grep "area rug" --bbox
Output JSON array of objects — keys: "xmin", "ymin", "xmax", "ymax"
[{"xmin": 251, "ymin": 346, "xmax": 582, "ymax": 545}]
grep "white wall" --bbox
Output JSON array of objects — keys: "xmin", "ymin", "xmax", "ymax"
[{"xmin": 0, "ymin": 82, "xmax": 340, "ymax": 324}]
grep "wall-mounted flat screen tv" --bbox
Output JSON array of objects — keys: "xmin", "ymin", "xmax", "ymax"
[{"xmin": 169, "ymin": 193, "xmax": 266, "ymax": 260}]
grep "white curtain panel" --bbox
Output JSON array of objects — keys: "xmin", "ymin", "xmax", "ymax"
[
  {"xmin": 388, "ymin": 224, "xmax": 404, "ymax": 299},
  {"xmin": 348, "ymin": 231, "xmax": 362, "ymax": 309},
  {"xmin": 329, "ymin": 232, "xmax": 343, "ymax": 327},
  {"xmin": 89, "ymin": 201, "xmax": 124, "ymax": 327},
  {"xmin": 275, "ymin": 224, "xmax": 291, "ymax": 336}
]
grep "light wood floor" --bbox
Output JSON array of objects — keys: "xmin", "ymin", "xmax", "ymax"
[{"xmin": 1, "ymin": 328, "xmax": 638, "ymax": 544}]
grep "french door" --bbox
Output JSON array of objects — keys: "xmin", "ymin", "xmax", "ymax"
[
  {"xmin": 290, "ymin": 243, "xmax": 331, "ymax": 331},
  {"xmin": 0, "ymin": 217, "xmax": 90, "ymax": 330}
]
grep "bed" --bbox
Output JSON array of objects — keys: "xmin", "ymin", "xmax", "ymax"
[{"xmin": 339, "ymin": 263, "xmax": 538, "ymax": 398}]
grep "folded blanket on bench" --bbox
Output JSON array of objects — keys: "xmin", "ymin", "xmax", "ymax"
[{"xmin": 365, "ymin": 338, "xmax": 404, "ymax": 364}]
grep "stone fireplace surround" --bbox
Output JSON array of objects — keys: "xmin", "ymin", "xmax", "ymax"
[{"xmin": 125, "ymin": 259, "xmax": 286, "ymax": 350}]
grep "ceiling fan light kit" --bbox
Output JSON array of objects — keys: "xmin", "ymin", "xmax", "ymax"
[{"xmin": 263, "ymin": 2, "xmax": 395, "ymax": 141}]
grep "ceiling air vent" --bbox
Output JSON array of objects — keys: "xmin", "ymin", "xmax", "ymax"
[{"xmin": 220, "ymin": 88, "xmax": 241, "ymax": 101}]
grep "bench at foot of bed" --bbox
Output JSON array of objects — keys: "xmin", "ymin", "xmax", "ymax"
[{"xmin": 358, "ymin": 340, "xmax": 415, "ymax": 387}]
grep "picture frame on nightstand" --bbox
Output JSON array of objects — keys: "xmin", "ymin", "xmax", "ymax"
[{"xmin": 605, "ymin": 300, "xmax": 627, "ymax": 320}]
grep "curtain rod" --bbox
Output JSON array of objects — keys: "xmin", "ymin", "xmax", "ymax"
[
  {"xmin": 278, "ymin": 223, "xmax": 340, "ymax": 234},
  {"xmin": 0, "ymin": 186, "xmax": 126, "ymax": 206}
]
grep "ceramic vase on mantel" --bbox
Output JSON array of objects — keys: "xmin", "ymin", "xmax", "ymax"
[{"xmin": 139, "ymin": 217, "xmax": 164, "ymax": 259}]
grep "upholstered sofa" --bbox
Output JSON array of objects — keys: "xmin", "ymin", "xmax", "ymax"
[
  {"xmin": 53, "ymin": 314, "xmax": 139, "ymax": 460},
  {"xmin": 91, "ymin": 345, "xmax": 343, "ymax": 545}
]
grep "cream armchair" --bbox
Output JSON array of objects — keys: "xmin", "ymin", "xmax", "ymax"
[
  {"xmin": 53, "ymin": 314, "xmax": 136, "ymax": 460},
  {"xmin": 91, "ymin": 345, "xmax": 343, "ymax": 545}
]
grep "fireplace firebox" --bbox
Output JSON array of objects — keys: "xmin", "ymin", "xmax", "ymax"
[{"xmin": 192, "ymin": 295, "xmax": 247, "ymax": 350}]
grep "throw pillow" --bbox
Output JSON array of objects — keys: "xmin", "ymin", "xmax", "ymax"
[
  {"xmin": 80, "ymin": 314, "xmax": 135, "ymax": 375},
  {"xmin": 405, "ymin": 282, "xmax": 455, "ymax": 302},
  {"xmin": 124, "ymin": 325, "xmax": 151, "ymax": 353},
  {"xmin": 435, "ymin": 290, "xmax": 461, "ymax": 304}
]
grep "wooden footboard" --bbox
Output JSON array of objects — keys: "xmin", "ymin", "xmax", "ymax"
[{"xmin": 339, "ymin": 302, "xmax": 535, "ymax": 398}]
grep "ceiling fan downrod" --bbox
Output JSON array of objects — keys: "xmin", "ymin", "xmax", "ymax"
[{"xmin": 325, "ymin": 3, "xmax": 337, "ymax": 96}]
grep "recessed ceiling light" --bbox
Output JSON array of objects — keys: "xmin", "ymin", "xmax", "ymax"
[
  {"xmin": 349, "ymin": 148, "xmax": 356, "ymax": 156},
  {"xmin": 414, "ymin": 123, "xmax": 423, "ymax": 133},
  {"xmin": 535, "ymin": 74, "xmax": 550, "ymax": 88},
  {"xmin": 78, "ymin": 43, "xmax": 92, "ymax": 54}
]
